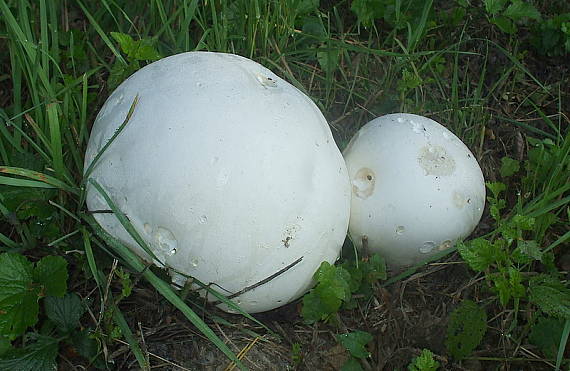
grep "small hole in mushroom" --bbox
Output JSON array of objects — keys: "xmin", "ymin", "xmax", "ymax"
[{"xmin": 366, "ymin": 174, "xmax": 373, "ymax": 181}]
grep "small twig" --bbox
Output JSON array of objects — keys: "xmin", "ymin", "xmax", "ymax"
[
  {"xmin": 87, "ymin": 209, "xmax": 114, "ymax": 214},
  {"xmin": 225, "ymin": 256, "xmax": 304, "ymax": 300}
]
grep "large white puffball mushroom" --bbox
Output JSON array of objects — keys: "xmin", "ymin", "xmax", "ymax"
[
  {"xmin": 343, "ymin": 113, "xmax": 485, "ymax": 268},
  {"xmin": 84, "ymin": 52, "xmax": 351, "ymax": 313}
]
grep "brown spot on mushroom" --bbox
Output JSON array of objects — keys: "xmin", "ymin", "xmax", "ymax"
[{"xmin": 351, "ymin": 167, "xmax": 376, "ymax": 199}]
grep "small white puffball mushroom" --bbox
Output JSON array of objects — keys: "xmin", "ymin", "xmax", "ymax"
[
  {"xmin": 84, "ymin": 52, "xmax": 351, "ymax": 313},
  {"xmin": 343, "ymin": 113, "xmax": 485, "ymax": 268}
]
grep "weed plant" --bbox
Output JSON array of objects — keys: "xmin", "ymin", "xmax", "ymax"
[{"xmin": 0, "ymin": 0, "xmax": 568, "ymax": 369}]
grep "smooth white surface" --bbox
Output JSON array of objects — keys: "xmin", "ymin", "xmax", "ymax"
[
  {"xmin": 343, "ymin": 113, "xmax": 485, "ymax": 267},
  {"xmin": 84, "ymin": 52, "xmax": 351, "ymax": 313}
]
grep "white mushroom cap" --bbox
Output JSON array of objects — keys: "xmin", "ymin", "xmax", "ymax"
[
  {"xmin": 84, "ymin": 52, "xmax": 351, "ymax": 313},
  {"xmin": 343, "ymin": 113, "xmax": 485, "ymax": 267}
]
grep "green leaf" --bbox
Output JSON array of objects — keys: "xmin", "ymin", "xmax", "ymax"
[
  {"xmin": 408, "ymin": 348, "xmax": 440, "ymax": 371},
  {"xmin": 492, "ymin": 16, "xmax": 517, "ymax": 34},
  {"xmin": 503, "ymin": 0, "xmax": 541, "ymax": 21},
  {"xmin": 491, "ymin": 267, "xmax": 525, "ymax": 306},
  {"xmin": 44, "ymin": 293, "xmax": 84, "ymax": 333},
  {"xmin": 486, "ymin": 182, "xmax": 506, "ymax": 199},
  {"xmin": 110, "ymin": 32, "xmax": 135, "ymax": 55},
  {"xmin": 337, "ymin": 331, "xmax": 373, "ymax": 359},
  {"xmin": 33, "ymin": 256, "xmax": 68, "ymax": 297},
  {"xmin": 398, "ymin": 68, "xmax": 423, "ymax": 92},
  {"xmin": 512, "ymin": 240, "xmax": 543, "ymax": 264},
  {"xmin": 70, "ymin": 329, "xmax": 100, "ymax": 363},
  {"xmin": 130, "ymin": 39, "xmax": 161, "ymax": 61},
  {"xmin": 350, "ymin": 0, "xmax": 383, "ymax": 27},
  {"xmin": 341, "ymin": 357, "xmax": 363, "ymax": 371},
  {"xmin": 0, "ymin": 335, "xmax": 58, "ymax": 371},
  {"xmin": 528, "ymin": 275, "xmax": 570, "ymax": 319},
  {"xmin": 0, "ymin": 253, "xmax": 40, "ymax": 339},
  {"xmin": 317, "ymin": 49, "xmax": 339, "ymax": 72},
  {"xmin": 301, "ymin": 262, "xmax": 353, "ymax": 322},
  {"xmin": 445, "ymin": 300, "xmax": 487, "ymax": 359},
  {"xmin": 457, "ymin": 239, "xmax": 507, "ymax": 272},
  {"xmin": 110, "ymin": 32, "xmax": 161, "ymax": 61},
  {"xmin": 499, "ymin": 157, "xmax": 520, "ymax": 177},
  {"xmin": 107, "ymin": 60, "xmax": 140, "ymax": 91},
  {"xmin": 529, "ymin": 317, "xmax": 565, "ymax": 358},
  {"xmin": 0, "ymin": 337, "xmax": 9, "ymax": 357},
  {"xmin": 484, "ymin": 0, "xmax": 507, "ymax": 15},
  {"xmin": 512, "ymin": 214, "xmax": 535, "ymax": 231}
]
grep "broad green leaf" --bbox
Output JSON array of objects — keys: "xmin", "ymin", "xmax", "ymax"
[
  {"xmin": 33, "ymin": 256, "xmax": 68, "ymax": 297},
  {"xmin": 44, "ymin": 293, "xmax": 84, "ymax": 333},
  {"xmin": 301, "ymin": 291, "xmax": 332, "ymax": 322},
  {"xmin": 484, "ymin": 0, "xmax": 507, "ymax": 15},
  {"xmin": 503, "ymin": 0, "xmax": 541, "ymax": 21},
  {"xmin": 445, "ymin": 300, "xmax": 487, "ymax": 359},
  {"xmin": 492, "ymin": 16, "xmax": 516, "ymax": 34},
  {"xmin": 529, "ymin": 317, "xmax": 564, "ymax": 358},
  {"xmin": 337, "ymin": 331, "xmax": 373, "ymax": 359},
  {"xmin": 528, "ymin": 275, "xmax": 570, "ymax": 319},
  {"xmin": 0, "ymin": 254, "xmax": 40, "ymax": 339},
  {"xmin": 0, "ymin": 335, "xmax": 58, "ymax": 371},
  {"xmin": 499, "ymin": 156, "xmax": 520, "ymax": 177},
  {"xmin": 317, "ymin": 49, "xmax": 339, "ymax": 72}
]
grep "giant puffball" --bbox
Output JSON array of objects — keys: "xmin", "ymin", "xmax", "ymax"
[
  {"xmin": 343, "ymin": 113, "xmax": 485, "ymax": 267},
  {"xmin": 84, "ymin": 52, "xmax": 351, "ymax": 313}
]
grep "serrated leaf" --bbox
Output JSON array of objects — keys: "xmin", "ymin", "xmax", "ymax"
[
  {"xmin": 486, "ymin": 182, "xmax": 506, "ymax": 199},
  {"xmin": 491, "ymin": 267, "xmax": 525, "ymax": 306},
  {"xmin": 499, "ymin": 156, "xmax": 520, "ymax": 177},
  {"xmin": 512, "ymin": 214, "xmax": 535, "ymax": 230},
  {"xmin": 130, "ymin": 39, "xmax": 161, "ymax": 61},
  {"xmin": 529, "ymin": 317, "xmax": 564, "ymax": 358},
  {"xmin": 445, "ymin": 300, "xmax": 487, "ymax": 359},
  {"xmin": 337, "ymin": 331, "xmax": 373, "ymax": 359},
  {"xmin": 457, "ymin": 239, "xmax": 507, "ymax": 272},
  {"xmin": 0, "ymin": 254, "xmax": 40, "ymax": 339},
  {"xmin": 44, "ymin": 293, "xmax": 84, "ymax": 333},
  {"xmin": 0, "ymin": 335, "xmax": 58, "ymax": 371},
  {"xmin": 512, "ymin": 240, "xmax": 543, "ymax": 263},
  {"xmin": 528, "ymin": 275, "xmax": 570, "ymax": 319},
  {"xmin": 484, "ymin": 0, "xmax": 507, "ymax": 15},
  {"xmin": 34, "ymin": 256, "xmax": 67, "ymax": 297},
  {"xmin": 408, "ymin": 348, "xmax": 440, "ymax": 371},
  {"xmin": 503, "ymin": 0, "xmax": 541, "ymax": 21},
  {"xmin": 301, "ymin": 290, "xmax": 332, "ymax": 322},
  {"xmin": 110, "ymin": 32, "xmax": 135, "ymax": 55}
]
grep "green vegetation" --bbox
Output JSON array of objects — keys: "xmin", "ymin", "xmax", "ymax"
[{"xmin": 0, "ymin": 0, "xmax": 568, "ymax": 369}]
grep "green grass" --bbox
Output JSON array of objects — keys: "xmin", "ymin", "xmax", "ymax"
[{"xmin": 0, "ymin": 0, "xmax": 568, "ymax": 369}]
